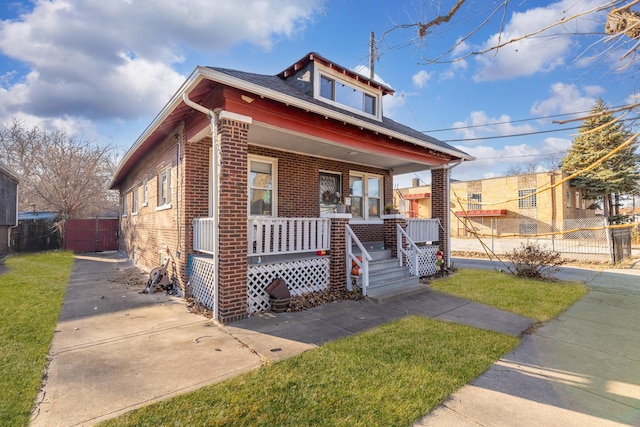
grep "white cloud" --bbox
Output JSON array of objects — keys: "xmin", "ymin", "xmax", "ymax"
[
  {"xmin": 530, "ymin": 82, "xmax": 599, "ymax": 116},
  {"xmin": 472, "ymin": 0, "xmax": 604, "ymax": 81},
  {"xmin": 451, "ymin": 111, "xmax": 536, "ymax": 141},
  {"xmin": 412, "ymin": 70, "xmax": 432, "ymax": 88},
  {"xmin": 0, "ymin": 0, "xmax": 325, "ymax": 131},
  {"xmin": 452, "ymin": 140, "xmax": 568, "ymax": 180}
]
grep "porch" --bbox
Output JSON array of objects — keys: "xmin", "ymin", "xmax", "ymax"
[{"xmin": 190, "ymin": 216, "xmax": 441, "ymax": 315}]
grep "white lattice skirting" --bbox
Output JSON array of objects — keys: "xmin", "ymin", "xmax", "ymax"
[
  {"xmin": 190, "ymin": 256, "xmax": 330, "ymax": 315},
  {"xmin": 247, "ymin": 258, "xmax": 330, "ymax": 314},
  {"xmin": 406, "ymin": 245, "xmax": 439, "ymax": 277},
  {"xmin": 190, "ymin": 256, "xmax": 216, "ymax": 309}
]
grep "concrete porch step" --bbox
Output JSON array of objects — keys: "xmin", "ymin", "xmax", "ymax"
[{"xmin": 350, "ymin": 240, "xmax": 425, "ymax": 302}]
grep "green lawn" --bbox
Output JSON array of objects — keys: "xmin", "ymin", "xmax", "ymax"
[
  {"xmin": 102, "ymin": 316, "xmax": 519, "ymax": 427},
  {"xmin": 0, "ymin": 251, "xmax": 74, "ymax": 427},
  {"xmin": 0, "ymin": 255, "xmax": 587, "ymax": 427},
  {"xmin": 431, "ymin": 268, "xmax": 588, "ymax": 321}
]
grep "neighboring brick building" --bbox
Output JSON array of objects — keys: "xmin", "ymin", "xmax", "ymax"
[
  {"xmin": 110, "ymin": 52, "xmax": 473, "ymax": 322},
  {"xmin": 397, "ymin": 171, "xmax": 597, "ymax": 237},
  {"xmin": 0, "ymin": 163, "xmax": 19, "ymax": 256}
]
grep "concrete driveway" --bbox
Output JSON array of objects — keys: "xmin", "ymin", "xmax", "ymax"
[{"xmin": 30, "ymin": 253, "xmax": 268, "ymax": 427}]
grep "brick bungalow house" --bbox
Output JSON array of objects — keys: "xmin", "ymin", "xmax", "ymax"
[
  {"xmin": 110, "ymin": 52, "xmax": 473, "ymax": 322},
  {"xmin": 0, "ymin": 163, "xmax": 19, "ymax": 256}
]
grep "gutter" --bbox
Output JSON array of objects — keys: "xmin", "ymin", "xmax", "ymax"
[
  {"xmin": 182, "ymin": 91, "xmax": 221, "ymax": 321},
  {"xmin": 195, "ymin": 66, "xmax": 474, "ymax": 161}
]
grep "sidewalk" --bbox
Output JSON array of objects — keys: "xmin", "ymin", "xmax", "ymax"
[{"xmin": 416, "ymin": 266, "xmax": 640, "ymax": 426}]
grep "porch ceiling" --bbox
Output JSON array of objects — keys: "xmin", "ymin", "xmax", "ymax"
[{"xmin": 248, "ymin": 122, "xmax": 439, "ymax": 176}]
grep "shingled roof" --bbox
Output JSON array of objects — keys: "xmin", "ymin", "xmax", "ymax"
[{"xmin": 207, "ymin": 65, "xmax": 467, "ymax": 158}]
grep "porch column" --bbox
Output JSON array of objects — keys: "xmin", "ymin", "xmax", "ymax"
[
  {"xmin": 217, "ymin": 113, "xmax": 251, "ymax": 323},
  {"xmin": 382, "ymin": 214, "xmax": 407, "ymax": 258},
  {"xmin": 329, "ymin": 214, "xmax": 350, "ymax": 291},
  {"xmin": 431, "ymin": 167, "xmax": 449, "ymax": 266}
]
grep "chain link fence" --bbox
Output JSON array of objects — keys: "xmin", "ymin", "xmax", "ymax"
[{"xmin": 452, "ymin": 217, "xmax": 634, "ymax": 263}]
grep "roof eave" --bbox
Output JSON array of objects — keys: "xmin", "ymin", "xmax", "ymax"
[
  {"xmin": 109, "ymin": 69, "xmax": 207, "ymax": 189},
  {"xmin": 197, "ymin": 67, "xmax": 473, "ymax": 161}
]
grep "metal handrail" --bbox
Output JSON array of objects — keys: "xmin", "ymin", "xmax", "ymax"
[{"xmin": 345, "ymin": 225, "xmax": 372, "ymax": 296}]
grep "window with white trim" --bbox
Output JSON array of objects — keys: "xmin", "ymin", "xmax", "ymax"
[
  {"xmin": 249, "ymin": 156, "xmax": 277, "ymax": 216},
  {"xmin": 122, "ymin": 192, "xmax": 128, "ymax": 217},
  {"xmin": 142, "ymin": 180, "xmax": 148, "ymax": 206},
  {"xmin": 316, "ymin": 67, "xmax": 381, "ymax": 119},
  {"xmin": 518, "ymin": 189, "xmax": 537, "ymax": 208},
  {"xmin": 132, "ymin": 186, "xmax": 139, "ymax": 214},
  {"xmin": 575, "ymin": 191, "xmax": 580, "ymax": 209},
  {"xmin": 319, "ymin": 171, "xmax": 341, "ymax": 215},
  {"xmin": 467, "ymin": 193, "xmax": 482, "ymax": 210},
  {"xmin": 349, "ymin": 172, "xmax": 382, "ymax": 220},
  {"xmin": 157, "ymin": 167, "xmax": 172, "ymax": 208}
]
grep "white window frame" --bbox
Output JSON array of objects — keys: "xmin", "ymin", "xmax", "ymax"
[
  {"xmin": 122, "ymin": 192, "xmax": 128, "ymax": 217},
  {"xmin": 468, "ymin": 193, "xmax": 482, "ymax": 210},
  {"xmin": 319, "ymin": 170, "xmax": 342, "ymax": 216},
  {"xmin": 349, "ymin": 172, "xmax": 383, "ymax": 222},
  {"xmin": 518, "ymin": 189, "xmax": 537, "ymax": 208},
  {"xmin": 132, "ymin": 186, "xmax": 139, "ymax": 215},
  {"xmin": 248, "ymin": 155, "xmax": 278, "ymax": 217},
  {"xmin": 142, "ymin": 180, "xmax": 148, "ymax": 207},
  {"xmin": 157, "ymin": 167, "xmax": 172, "ymax": 211},
  {"xmin": 314, "ymin": 65, "xmax": 382, "ymax": 120}
]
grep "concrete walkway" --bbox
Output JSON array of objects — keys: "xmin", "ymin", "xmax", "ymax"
[
  {"xmin": 29, "ymin": 252, "xmax": 640, "ymax": 426},
  {"xmin": 416, "ymin": 267, "xmax": 640, "ymax": 426}
]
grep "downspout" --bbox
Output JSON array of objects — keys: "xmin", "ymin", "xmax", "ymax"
[
  {"xmin": 443, "ymin": 159, "xmax": 465, "ymax": 269},
  {"xmin": 182, "ymin": 92, "xmax": 222, "ymax": 320}
]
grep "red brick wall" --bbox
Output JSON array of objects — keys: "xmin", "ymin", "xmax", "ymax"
[
  {"xmin": 431, "ymin": 168, "xmax": 449, "ymax": 264},
  {"xmin": 218, "ymin": 117, "xmax": 249, "ymax": 322},
  {"xmin": 118, "ymin": 129, "xmax": 181, "ymax": 282},
  {"xmin": 329, "ymin": 216, "xmax": 349, "ymax": 290},
  {"xmin": 349, "ymin": 223, "xmax": 384, "ymax": 244},
  {"xmin": 118, "ymin": 123, "xmax": 399, "ymax": 320},
  {"xmin": 249, "ymin": 146, "xmax": 393, "ymax": 218}
]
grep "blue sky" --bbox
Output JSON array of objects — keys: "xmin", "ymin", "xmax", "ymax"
[{"xmin": 0, "ymin": 0, "xmax": 636, "ymax": 188}]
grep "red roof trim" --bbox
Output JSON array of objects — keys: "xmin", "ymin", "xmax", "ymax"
[{"xmin": 403, "ymin": 193, "xmax": 430, "ymax": 200}]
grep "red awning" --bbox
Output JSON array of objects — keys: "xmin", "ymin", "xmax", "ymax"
[
  {"xmin": 403, "ymin": 193, "xmax": 430, "ymax": 200},
  {"xmin": 454, "ymin": 209, "xmax": 508, "ymax": 217}
]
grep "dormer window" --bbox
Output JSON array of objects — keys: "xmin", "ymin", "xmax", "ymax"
[{"xmin": 317, "ymin": 71, "xmax": 381, "ymax": 119}]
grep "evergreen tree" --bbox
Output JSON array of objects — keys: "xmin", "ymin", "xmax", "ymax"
[{"xmin": 561, "ymin": 98, "xmax": 640, "ymax": 218}]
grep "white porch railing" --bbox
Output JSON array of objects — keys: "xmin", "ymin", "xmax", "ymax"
[
  {"xmin": 398, "ymin": 224, "xmax": 440, "ymax": 277},
  {"xmin": 249, "ymin": 217, "xmax": 330, "ymax": 256},
  {"xmin": 193, "ymin": 217, "xmax": 331, "ymax": 256},
  {"xmin": 406, "ymin": 218, "xmax": 440, "ymax": 242},
  {"xmin": 397, "ymin": 224, "xmax": 421, "ymax": 276},
  {"xmin": 193, "ymin": 217, "xmax": 216, "ymax": 255},
  {"xmin": 346, "ymin": 225, "xmax": 372, "ymax": 296}
]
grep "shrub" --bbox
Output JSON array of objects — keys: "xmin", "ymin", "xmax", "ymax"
[{"xmin": 507, "ymin": 241, "xmax": 565, "ymax": 280}]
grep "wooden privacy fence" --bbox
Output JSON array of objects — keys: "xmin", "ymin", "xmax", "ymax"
[{"xmin": 64, "ymin": 218, "xmax": 118, "ymax": 253}]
